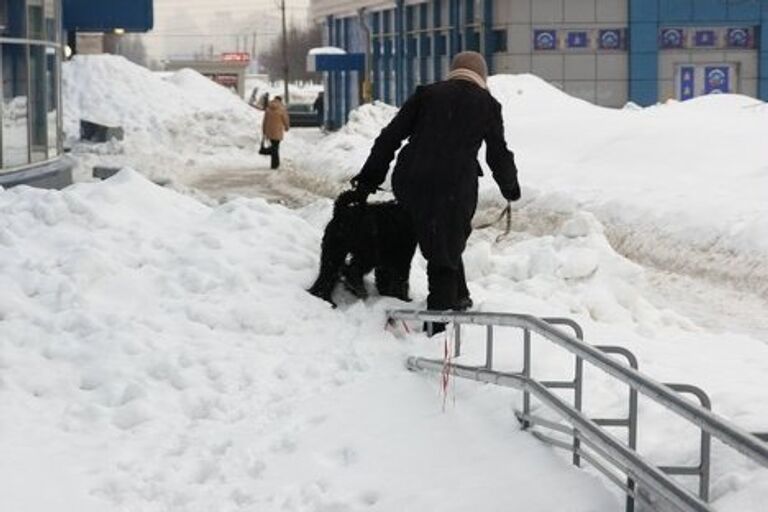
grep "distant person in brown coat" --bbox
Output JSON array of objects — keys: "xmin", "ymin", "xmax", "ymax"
[{"xmin": 262, "ymin": 96, "xmax": 290, "ymax": 169}]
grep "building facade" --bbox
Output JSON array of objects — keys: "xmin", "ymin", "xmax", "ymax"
[
  {"xmin": 1, "ymin": 0, "xmax": 70, "ymax": 188},
  {"xmin": 311, "ymin": 0, "xmax": 768, "ymax": 127}
]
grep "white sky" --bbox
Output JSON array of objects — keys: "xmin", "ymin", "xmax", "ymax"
[{"xmin": 144, "ymin": 0, "xmax": 312, "ymax": 61}]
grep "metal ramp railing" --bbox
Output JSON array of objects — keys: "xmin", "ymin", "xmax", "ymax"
[{"xmin": 387, "ymin": 310, "xmax": 768, "ymax": 512}]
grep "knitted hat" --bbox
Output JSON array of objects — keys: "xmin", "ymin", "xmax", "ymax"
[{"xmin": 450, "ymin": 51, "xmax": 488, "ymax": 81}]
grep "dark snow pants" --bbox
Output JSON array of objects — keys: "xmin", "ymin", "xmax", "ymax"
[
  {"xmin": 270, "ymin": 139, "xmax": 281, "ymax": 169},
  {"xmin": 426, "ymin": 259, "xmax": 470, "ymax": 311}
]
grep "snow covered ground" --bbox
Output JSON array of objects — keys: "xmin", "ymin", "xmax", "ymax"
[
  {"xmin": 6, "ymin": 56, "xmax": 766, "ymax": 510},
  {"xmin": 0, "ymin": 171, "xmax": 620, "ymax": 511}
]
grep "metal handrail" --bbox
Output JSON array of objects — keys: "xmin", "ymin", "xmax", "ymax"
[
  {"xmin": 390, "ymin": 310, "xmax": 768, "ymax": 467},
  {"xmin": 406, "ymin": 357, "xmax": 712, "ymax": 512},
  {"xmin": 390, "ymin": 309, "xmax": 768, "ymax": 511}
]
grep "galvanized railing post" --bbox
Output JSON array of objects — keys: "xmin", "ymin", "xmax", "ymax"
[
  {"xmin": 454, "ymin": 322, "xmax": 462, "ymax": 357},
  {"xmin": 485, "ymin": 325, "xmax": 494, "ymax": 370},
  {"xmin": 522, "ymin": 328, "xmax": 531, "ymax": 430},
  {"xmin": 574, "ymin": 356, "xmax": 584, "ymax": 467},
  {"xmin": 595, "ymin": 346, "xmax": 640, "ymax": 512},
  {"xmin": 543, "ymin": 318, "xmax": 586, "ymax": 468},
  {"xmin": 662, "ymin": 384, "xmax": 712, "ymax": 503}
]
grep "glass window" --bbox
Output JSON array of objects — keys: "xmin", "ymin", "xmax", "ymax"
[
  {"xmin": 45, "ymin": 0, "xmax": 56, "ymax": 42},
  {"xmin": 2, "ymin": 44, "xmax": 30, "ymax": 168},
  {"xmin": 29, "ymin": 43, "xmax": 47, "ymax": 162},
  {"xmin": 46, "ymin": 45, "xmax": 58, "ymax": 156},
  {"xmin": 28, "ymin": 0, "xmax": 44, "ymax": 40},
  {"xmin": 1, "ymin": 0, "xmax": 26, "ymax": 38}
]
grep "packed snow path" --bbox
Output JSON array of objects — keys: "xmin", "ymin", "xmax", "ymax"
[{"xmin": 185, "ymin": 131, "xmax": 768, "ymax": 344}]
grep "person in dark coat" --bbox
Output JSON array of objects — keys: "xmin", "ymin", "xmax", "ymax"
[{"xmin": 351, "ymin": 51, "xmax": 520, "ymax": 335}]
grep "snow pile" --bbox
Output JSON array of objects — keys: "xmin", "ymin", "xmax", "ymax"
[
  {"xmin": 63, "ymin": 55, "xmax": 263, "ymax": 182},
  {"xmin": 465, "ymin": 211, "xmax": 692, "ymax": 330},
  {"xmin": 286, "ymin": 102, "xmax": 397, "ymax": 187},
  {"xmin": 0, "ymin": 171, "xmax": 618, "ymax": 511}
]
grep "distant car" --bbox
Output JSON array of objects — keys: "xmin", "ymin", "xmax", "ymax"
[{"xmin": 287, "ymin": 103, "xmax": 321, "ymax": 128}]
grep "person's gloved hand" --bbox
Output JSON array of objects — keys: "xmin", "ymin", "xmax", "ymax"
[
  {"xmin": 350, "ymin": 176, "xmax": 377, "ymax": 197},
  {"xmin": 502, "ymin": 183, "xmax": 521, "ymax": 202},
  {"xmin": 348, "ymin": 186, "xmax": 371, "ymax": 204}
]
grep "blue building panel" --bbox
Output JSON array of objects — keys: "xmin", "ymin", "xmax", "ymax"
[
  {"xmin": 658, "ymin": 0, "xmax": 693, "ymax": 23},
  {"xmin": 63, "ymin": 0, "xmax": 153, "ymax": 32},
  {"xmin": 691, "ymin": 0, "xmax": 727, "ymax": 22},
  {"xmin": 630, "ymin": 0, "xmax": 659, "ymax": 22},
  {"xmin": 725, "ymin": 2, "xmax": 761, "ymax": 22}
]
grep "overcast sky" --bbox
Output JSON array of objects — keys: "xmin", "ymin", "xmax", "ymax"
[{"xmin": 144, "ymin": 0, "xmax": 312, "ymax": 61}]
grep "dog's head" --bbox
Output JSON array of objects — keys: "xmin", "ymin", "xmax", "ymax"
[{"xmin": 333, "ymin": 189, "xmax": 367, "ymax": 216}]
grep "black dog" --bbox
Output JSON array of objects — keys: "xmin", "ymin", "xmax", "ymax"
[{"xmin": 308, "ymin": 190, "xmax": 417, "ymax": 307}]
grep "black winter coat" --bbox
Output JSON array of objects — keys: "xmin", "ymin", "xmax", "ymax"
[{"xmin": 353, "ymin": 79, "xmax": 520, "ymax": 268}]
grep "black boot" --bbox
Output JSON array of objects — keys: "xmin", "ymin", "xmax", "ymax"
[
  {"xmin": 455, "ymin": 296, "xmax": 473, "ymax": 311},
  {"xmin": 423, "ymin": 321, "xmax": 447, "ymax": 337}
]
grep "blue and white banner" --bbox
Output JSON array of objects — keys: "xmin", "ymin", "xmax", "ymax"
[
  {"xmin": 533, "ymin": 30, "xmax": 557, "ymax": 50},
  {"xmin": 598, "ymin": 29, "xmax": 623, "ymax": 50},
  {"xmin": 704, "ymin": 66, "xmax": 730, "ymax": 94},
  {"xmin": 566, "ymin": 31, "xmax": 589, "ymax": 49},
  {"xmin": 679, "ymin": 66, "xmax": 695, "ymax": 101},
  {"xmin": 661, "ymin": 28, "xmax": 685, "ymax": 49}
]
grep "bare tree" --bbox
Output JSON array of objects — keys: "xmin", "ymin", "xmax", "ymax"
[{"xmin": 259, "ymin": 24, "xmax": 322, "ymax": 83}]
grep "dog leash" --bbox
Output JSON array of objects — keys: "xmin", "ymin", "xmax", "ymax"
[{"xmin": 475, "ymin": 202, "xmax": 512, "ymax": 243}]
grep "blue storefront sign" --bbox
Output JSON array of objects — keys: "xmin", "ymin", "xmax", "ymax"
[
  {"xmin": 598, "ymin": 29, "xmax": 623, "ymax": 50},
  {"xmin": 308, "ymin": 53, "xmax": 366, "ymax": 73},
  {"xmin": 726, "ymin": 27, "xmax": 752, "ymax": 49},
  {"xmin": 694, "ymin": 30, "xmax": 717, "ymax": 47},
  {"xmin": 566, "ymin": 31, "xmax": 589, "ymax": 49},
  {"xmin": 63, "ymin": 0, "xmax": 154, "ymax": 32},
  {"xmin": 680, "ymin": 66, "xmax": 695, "ymax": 101},
  {"xmin": 704, "ymin": 66, "xmax": 730, "ymax": 94},
  {"xmin": 660, "ymin": 28, "xmax": 685, "ymax": 49},
  {"xmin": 533, "ymin": 30, "xmax": 557, "ymax": 51}
]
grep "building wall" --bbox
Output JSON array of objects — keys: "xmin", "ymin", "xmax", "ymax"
[
  {"xmin": 313, "ymin": 0, "xmax": 768, "ymax": 123},
  {"xmin": 630, "ymin": 0, "xmax": 768, "ymax": 105},
  {"xmin": 493, "ymin": 0, "xmax": 629, "ymax": 106}
]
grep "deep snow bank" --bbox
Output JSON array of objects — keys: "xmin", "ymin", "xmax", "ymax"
[
  {"xmin": 63, "ymin": 55, "xmax": 263, "ymax": 182},
  {"xmin": 1, "ymin": 172, "xmax": 766, "ymax": 510},
  {"xmin": 286, "ymin": 74, "xmax": 768, "ymax": 292},
  {"xmin": 0, "ymin": 170, "xmax": 619, "ymax": 511}
]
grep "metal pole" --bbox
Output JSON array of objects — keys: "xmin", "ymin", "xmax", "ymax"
[
  {"xmin": 281, "ymin": 0, "xmax": 290, "ymax": 103},
  {"xmin": 522, "ymin": 328, "xmax": 531, "ymax": 429},
  {"xmin": 485, "ymin": 325, "xmax": 494, "ymax": 370},
  {"xmin": 454, "ymin": 322, "xmax": 462, "ymax": 357}
]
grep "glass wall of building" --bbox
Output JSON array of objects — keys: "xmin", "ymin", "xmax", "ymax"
[{"xmin": 0, "ymin": 0, "xmax": 62, "ymax": 171}]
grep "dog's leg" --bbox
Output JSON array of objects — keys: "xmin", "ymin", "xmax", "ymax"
[
  {"xmin": 342, "ymin": 256, "xmax": 372, "ymax": 299},
  {"xmin": 308, "ymin": 220, "xmax": 349, "ymax": 307}
]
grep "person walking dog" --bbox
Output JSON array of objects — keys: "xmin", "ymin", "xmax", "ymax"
[
  {"xmin": 262, "ymin": 95, "xmax": 290, "ymax": 169},
  {"xmin": 351, "ymin": 51, "xmax": 521, "ymax": 335}
]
